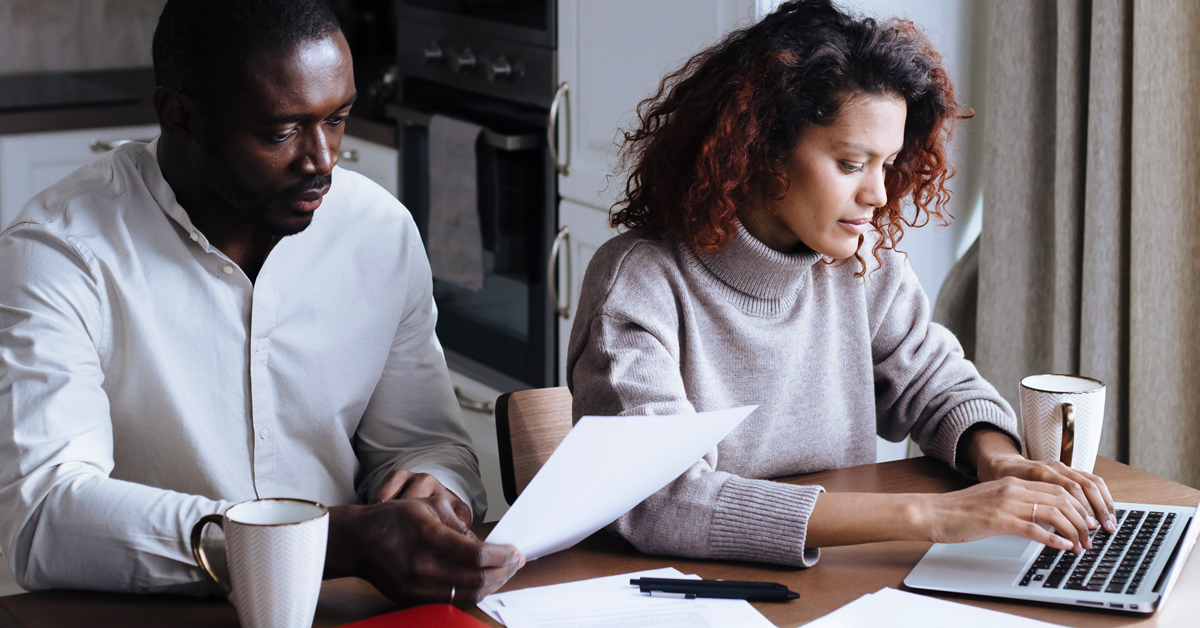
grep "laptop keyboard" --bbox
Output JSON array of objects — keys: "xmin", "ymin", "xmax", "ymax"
[{"xmin": 1018, "ymin": 509, "xmax": 1176, "ymax": 595}]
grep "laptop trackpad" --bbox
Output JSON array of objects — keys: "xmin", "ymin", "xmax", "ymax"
[
  {"xmin": 944, "ymin": 535, "xmax": 1031, "ymax": 559},
  {"xmin": 906, "ymin": 535, "xmax": 1034, "ymax": 591}
]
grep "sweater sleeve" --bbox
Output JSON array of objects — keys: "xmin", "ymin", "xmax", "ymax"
[
  {"xmin": 869, "ymin": 253, "xmax": 1021, "ymax": 473},
  {"xmin": 568, "ymin": 312, "xmax": 823, "ymax": 568}
]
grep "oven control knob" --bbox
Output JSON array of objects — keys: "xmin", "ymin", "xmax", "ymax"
[
  {"xmin": 423, "ymin": 42, "xmax": 444, "ymax": 65},
  {"xmin": 452, "ymin": 48, "xmax": 477, "ymax": 74},
  {"xmin": 486, "ymin": 56, "xmax": 513, "ymax": 82}
]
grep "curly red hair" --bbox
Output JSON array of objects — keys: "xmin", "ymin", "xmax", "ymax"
[{"xmin": 612, "ymin": 0, "xmax": 962, "ymax": 274}]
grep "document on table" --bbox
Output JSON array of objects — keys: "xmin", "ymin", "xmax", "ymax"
[
  {"xmin": 486, "ymin": 405, "xmax": 756, "ymax": 560},
  {"xmin": 800, "ymin": 588, "xmax": 1068, "ymax": 627},
  {"xmin": 478, "ymin": 567, "xmax": 776, "ymax": 628}
]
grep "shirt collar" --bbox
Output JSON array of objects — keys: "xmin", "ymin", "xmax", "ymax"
[
  {"xmin": 138, "ymin": 138, "xmax": 211, "ymax": 250},
  {"xmin": 692, "ymin": 219, "xmax": 823, "ymax": 300}
]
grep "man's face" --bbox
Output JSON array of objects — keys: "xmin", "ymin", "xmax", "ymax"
[{"xmin": 196, "ymin": 32, "xmax": 356, "ymax": 236}]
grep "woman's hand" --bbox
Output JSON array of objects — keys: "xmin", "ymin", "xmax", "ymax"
[
  {"xmin": 978, "ymin": 453, "xmax": 1118, "ymax": 534},
  {"xmin": 960, "ymin": 426, "xmax": 1118, "ymax": 534},
  {"xmin": 918, "ymin": 477, "xmax": 1096, "ymax": 553}
]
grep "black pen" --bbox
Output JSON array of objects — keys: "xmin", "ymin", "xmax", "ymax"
[{"xmin": 630, "ymin": 577, "xmax": 800, "ymax": 601}]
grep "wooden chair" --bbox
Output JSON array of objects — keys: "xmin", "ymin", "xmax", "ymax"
[{"xmin": 495, "ymin": 387, "xmax": 574, "ymax": 505}]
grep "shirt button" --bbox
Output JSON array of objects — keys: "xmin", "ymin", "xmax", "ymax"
[
  {"xmin": 190, "ymin": 231, "xmax": 200, "ymax": 242},
  {"xmin": 259, "ymin": 428, "xmax": 270, "ymax": 440},
  {"xmin": 222, "ymin": 264, "xmax": 234, "ymax": 275},
  {"xmin": 257, "ymin": 340, "xmax": 267, "ymax": 351}
]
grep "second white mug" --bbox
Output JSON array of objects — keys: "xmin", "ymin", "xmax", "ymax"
[{"xmin": 1019, "ymin": 374, "xmax": 1106, "ymax": 474}]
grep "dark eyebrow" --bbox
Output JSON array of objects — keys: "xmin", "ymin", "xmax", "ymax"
[
  {"xmin": 266, "ymin": 93, "xmax": 358, "ymax": 125},
  {"xmin": 836, "ymin": 141, "xmax": 901, "ymax": 160}
]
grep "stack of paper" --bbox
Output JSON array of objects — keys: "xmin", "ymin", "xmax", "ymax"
[
  {"xmin": 478, "ymin": 568, "xmax": 776, "ymax": 628},
  {"xmin": 800, "ymin": 588, "xmax": 1068, "ymax": 627}
]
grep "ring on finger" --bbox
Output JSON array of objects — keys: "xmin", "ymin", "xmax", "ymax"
[{"xmin": 1031, "ymin": 503, "xmax": 1038, "ymax": 524}]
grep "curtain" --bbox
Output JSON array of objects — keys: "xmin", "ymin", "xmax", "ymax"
[{"xmin": 975, "ymin": 0, "xmax": 1200, "ymax": 488}]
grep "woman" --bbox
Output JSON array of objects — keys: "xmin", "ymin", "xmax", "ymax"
[{"xmin": 566, "ymin": 0, "xmax": 1116, "ymax": 568}]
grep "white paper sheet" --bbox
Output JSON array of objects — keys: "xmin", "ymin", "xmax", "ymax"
[
  {"xmin": 479, "ymin": 568, "xmax": 775, "ymax": 628},
  {"xmin": 800, "ymin": 588, "xmax": 1068, "ymax": 627},
  {"xmin": 486, "ymin": 405, "xmax": 756, "ymax": 560},
  {"xmin": 478, "ymin": 568, "xmax": 681, "ymax": 623}
]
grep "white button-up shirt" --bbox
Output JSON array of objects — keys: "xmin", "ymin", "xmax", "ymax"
[{"xmin": 0, "ymin": 139, "xmax": 485, "ymax": 593}]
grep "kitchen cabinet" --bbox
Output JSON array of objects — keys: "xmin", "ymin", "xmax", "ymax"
[
  {"xmin": 0, "ymin": 124, "xmax": 160, "ymax": 230},
  {"xmin": 447, "ymin": 369, "xmax": 510, "ymax": 523},
  {"xmin": 554, "ymin": 0, "xmax": 764, "ymax": 210},
  {"xmin": 554, "ymin": 198, "xmax": 619, "ymax": 386},
  {"xmin": 336, "ymin": 133, "xmax": 398, "ymax": 198}
]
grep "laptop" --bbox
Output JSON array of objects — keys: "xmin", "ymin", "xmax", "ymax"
[{"xmin": 904, "ymin": 498, "xmax": 1199, "ymax": 613}]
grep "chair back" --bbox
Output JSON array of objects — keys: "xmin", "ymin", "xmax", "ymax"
[{"xmin": 495, "ymin": 387, "xmax": 573, "ymax": 505}]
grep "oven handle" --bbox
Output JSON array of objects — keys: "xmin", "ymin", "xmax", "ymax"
[
  {"xmin": 547, "ymin": 225, "xmax": 572, "ymax": 319},
  {"xmin": 385, "ymin": 104, "xmax": 538, "ymax": 151},
  {"xmin": 548, "ymin": 82, "xmax": 571, "ymax": 175}
]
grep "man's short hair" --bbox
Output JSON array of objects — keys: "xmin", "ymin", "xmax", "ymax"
[{"xmin": 152, "ymin": 0, "xmax": 342, "ymax": 92}]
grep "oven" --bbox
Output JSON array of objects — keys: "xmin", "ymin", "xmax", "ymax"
[{"xmin": 389, "ymin": 0, "xmax": 563, "ymax": 391}]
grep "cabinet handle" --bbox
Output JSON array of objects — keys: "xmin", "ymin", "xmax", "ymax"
[
  {"xmin": 89, "ymin": 138, "xmax": 152, "ymax": 153},
  {"xmin": 547, "ymin": 225, "xmax": 572, "ymax": 319},
  {"xmin": 547, "ymin": 82, "xmax": 571, "ymax": 175},
  {"xmin": 339, "ymin": 149, "xmax": 359, "ymax": 163},
  {"xmin": 454, "ymin": 386, "xmax": 495, "ymax": 414}
]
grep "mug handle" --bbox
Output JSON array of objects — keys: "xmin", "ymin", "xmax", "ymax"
[
  {"xmin": 190, "ymin": 514, "xmax": 232, "ymax": 595},
  {"xmin": 1059, "ymin": 402, "xmax": 1075, "ymax": 468}
]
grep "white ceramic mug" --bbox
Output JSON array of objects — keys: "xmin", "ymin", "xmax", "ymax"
[
  {"xmin": 1019, "ymin": 374, "xmax": 1106, "ymax": 474},
  {"xmin": 191, "ymin": 498, "xmax": 329, "ymax": 628}
]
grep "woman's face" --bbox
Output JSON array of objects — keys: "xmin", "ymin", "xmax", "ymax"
[{"xmin": 742, "ymin": 94, "xmax": 907, "ymax": 258}]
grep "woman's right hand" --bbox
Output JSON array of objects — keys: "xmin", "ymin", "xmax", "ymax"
[{"xmin": 919, "ymin": 476, "xmax": 1097, "ymax": 554}]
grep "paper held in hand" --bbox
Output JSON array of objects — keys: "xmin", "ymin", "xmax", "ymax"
[{"xmin": 486, "ymin": 405, "xmax": 757, "ymax": 560}]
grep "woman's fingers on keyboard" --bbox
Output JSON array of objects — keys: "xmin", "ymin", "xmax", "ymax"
[
  {"xmin": 1023, "ymin": 480, "xmax": 1093, "ymax": 549},
  {"xmin": 1029, "ymin": 496, "xmax": 1088, "ymax": 553}
]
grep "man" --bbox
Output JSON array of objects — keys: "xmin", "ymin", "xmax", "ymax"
[{"xmin": 0, "ymin": 0, "xmax": 522, "ymax": 606}]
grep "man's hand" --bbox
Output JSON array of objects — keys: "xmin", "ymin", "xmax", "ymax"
[
  {"xmin": 325, "ymin": 496, "xmax": 525, "ymax": 607},
  {"xmin": 370, "ymin": 468, "xmax": 473, "ymax": 529}
]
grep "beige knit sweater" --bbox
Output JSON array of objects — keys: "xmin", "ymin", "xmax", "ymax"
[{"xmin": 566, "ymin": 222, "xmax": 1019, "ymax": 567}]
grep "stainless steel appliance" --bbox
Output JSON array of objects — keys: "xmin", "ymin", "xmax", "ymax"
[{"xmin": 390, "ymin": 0, "xmax": 564, "ymax": 391}]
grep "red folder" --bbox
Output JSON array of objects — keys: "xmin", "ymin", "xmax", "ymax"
[{"xmin": 340, "ymin": 604, "xmax": 492, "ymax": 627}]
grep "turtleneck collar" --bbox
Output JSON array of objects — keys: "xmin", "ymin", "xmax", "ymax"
[{"xmin": 687, "ymin": 220, "xmax": 823, "ymax": 307}]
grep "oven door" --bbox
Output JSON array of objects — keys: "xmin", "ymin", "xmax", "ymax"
[
  {"xmin": 395, "ymin": 0, "xmax": 555, "ymax": 49},
  {"xmin": 389, "ymin": 83, "xmax": 556, "ymax": 389}
]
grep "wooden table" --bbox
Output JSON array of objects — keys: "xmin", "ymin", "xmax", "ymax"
[{"xmin": 1, "ymin": 457, "xmax": 1196, "ymax": 627}]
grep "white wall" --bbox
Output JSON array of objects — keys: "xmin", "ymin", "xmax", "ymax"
[{"xmin": 834, "ymin": 0, "xmax": 989, "ymax": 462}]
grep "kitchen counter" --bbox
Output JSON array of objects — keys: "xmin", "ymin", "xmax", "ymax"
[
  {"xmin": 0, "ymin": 68, "xmax": 397, "ymax": 147},
  {"xmin": 0, "ymin": 69, "xmax": 157, "ymax": 136}
]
